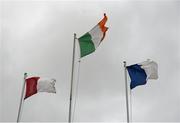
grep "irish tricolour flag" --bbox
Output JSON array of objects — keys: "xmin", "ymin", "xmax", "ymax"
[{"xmin": 78, "ymin": 14, "xmax": 108, "ymax": 57}]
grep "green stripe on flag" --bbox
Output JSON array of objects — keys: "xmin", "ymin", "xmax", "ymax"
[{"xmin": 78, "ymin": 33, "xmax": 95, "ymax": 57}]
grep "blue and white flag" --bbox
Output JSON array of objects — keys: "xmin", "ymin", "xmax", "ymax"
[{"xmin": 127, "ymin": 59, "xmax": 158, "ymax": 89}]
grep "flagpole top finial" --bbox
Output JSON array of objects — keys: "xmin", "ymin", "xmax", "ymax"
[
  {"xmin": 24, "ymin": 73, "xmax": 28, "ymax": 78},
  {"xmin": 123, "ymin": 61, "xmax": 127, "ymax": 67},
  {"xmin": 74, "ymin": 33, "xmax": 77, "ymax": 39}
]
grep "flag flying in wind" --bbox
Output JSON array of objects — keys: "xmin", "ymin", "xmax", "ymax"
[
  {"xmin": 78, "ymin": 13, "xmax": 108, "ymax": 57},
  {"xmin": 24, "ymin": 77, "xmax": 56, "ymax": 99},
  {"xmin": 127, "ymin": 59, "xmax": 158, "ymax": 89}
]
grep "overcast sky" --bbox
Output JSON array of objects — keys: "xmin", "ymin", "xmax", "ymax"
[{"xmin": 1, "ymin": 0, "xmax": 180, "ymax": 122}]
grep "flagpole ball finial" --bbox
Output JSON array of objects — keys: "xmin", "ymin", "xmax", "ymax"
[
  {"xmin": 123, "ymin": 61, "xmax": 127, "ymax": 67},
  {"xmin": 24, "ymin": 73, "xmax": 28, "ymax": 78},
  {"xmin": 74, "ymin": 33, "xmax": 77, "ymax": 39}
]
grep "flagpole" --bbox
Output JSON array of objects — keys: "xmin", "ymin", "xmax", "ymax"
[
  {"xmin": 68, "ymin": 33, "xmax": 76, "ymax": 123},
  {"xmin": 123, "ymin": 61, "xmax": 130, "ymax": 123},
  {"xmin": 130, "ymin": 86, "xmax": 133, "ymax": 122},
  {"xmin": 17, "ymin": 73, "xmax": 27, "ymax": 123}
]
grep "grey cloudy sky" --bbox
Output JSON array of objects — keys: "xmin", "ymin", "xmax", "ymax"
[{"xmin": 0, "ymin": 0, "xmax": 180, "ymax": 122}]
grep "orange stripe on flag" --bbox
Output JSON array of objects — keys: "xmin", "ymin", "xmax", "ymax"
[{"xmin": 98, "ymin": 13, "xmax": 108, "ymax": 41}]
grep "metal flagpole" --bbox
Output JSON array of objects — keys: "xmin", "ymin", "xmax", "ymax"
[
  {"xmin": 72, "ymin": 59, "xmax": 81, "ymax": 122},
  {"xmin": 123, "ymin": 61, "xmax": 130, "ymax": 123},
  {"xmin": 17, "ymin": 73, "xmax": 28, "ymax": 123},
  {"xmin": 68, "ymin": 33, "xmax": 76, "ymax": 123},
  {"xmin": 130, "ymin": 86, "xmax": 133, "ymax": 122}
]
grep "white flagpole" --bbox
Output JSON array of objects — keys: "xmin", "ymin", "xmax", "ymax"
[
  {"xmin": 68, "ymin": 33, "xmax": 76, "ymax": 123},
  {"xmin": 72, "ymin": 59, "xmax": 81, "ymax": 121},
  {"xmin": 130, "ymin": 87, "xmax": 133, "ymax": 122},
  {"xmin": 123, "ymin": 61, "xmax": 130, "ymax": 123},
  {"xmin": 17, "ymin": 73, "xmax": 27, "ymax": 123}
]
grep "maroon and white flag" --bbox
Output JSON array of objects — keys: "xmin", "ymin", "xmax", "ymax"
[{"xmin": 24, "ymin": 77, "xmax": 56, "ymax": 99}]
